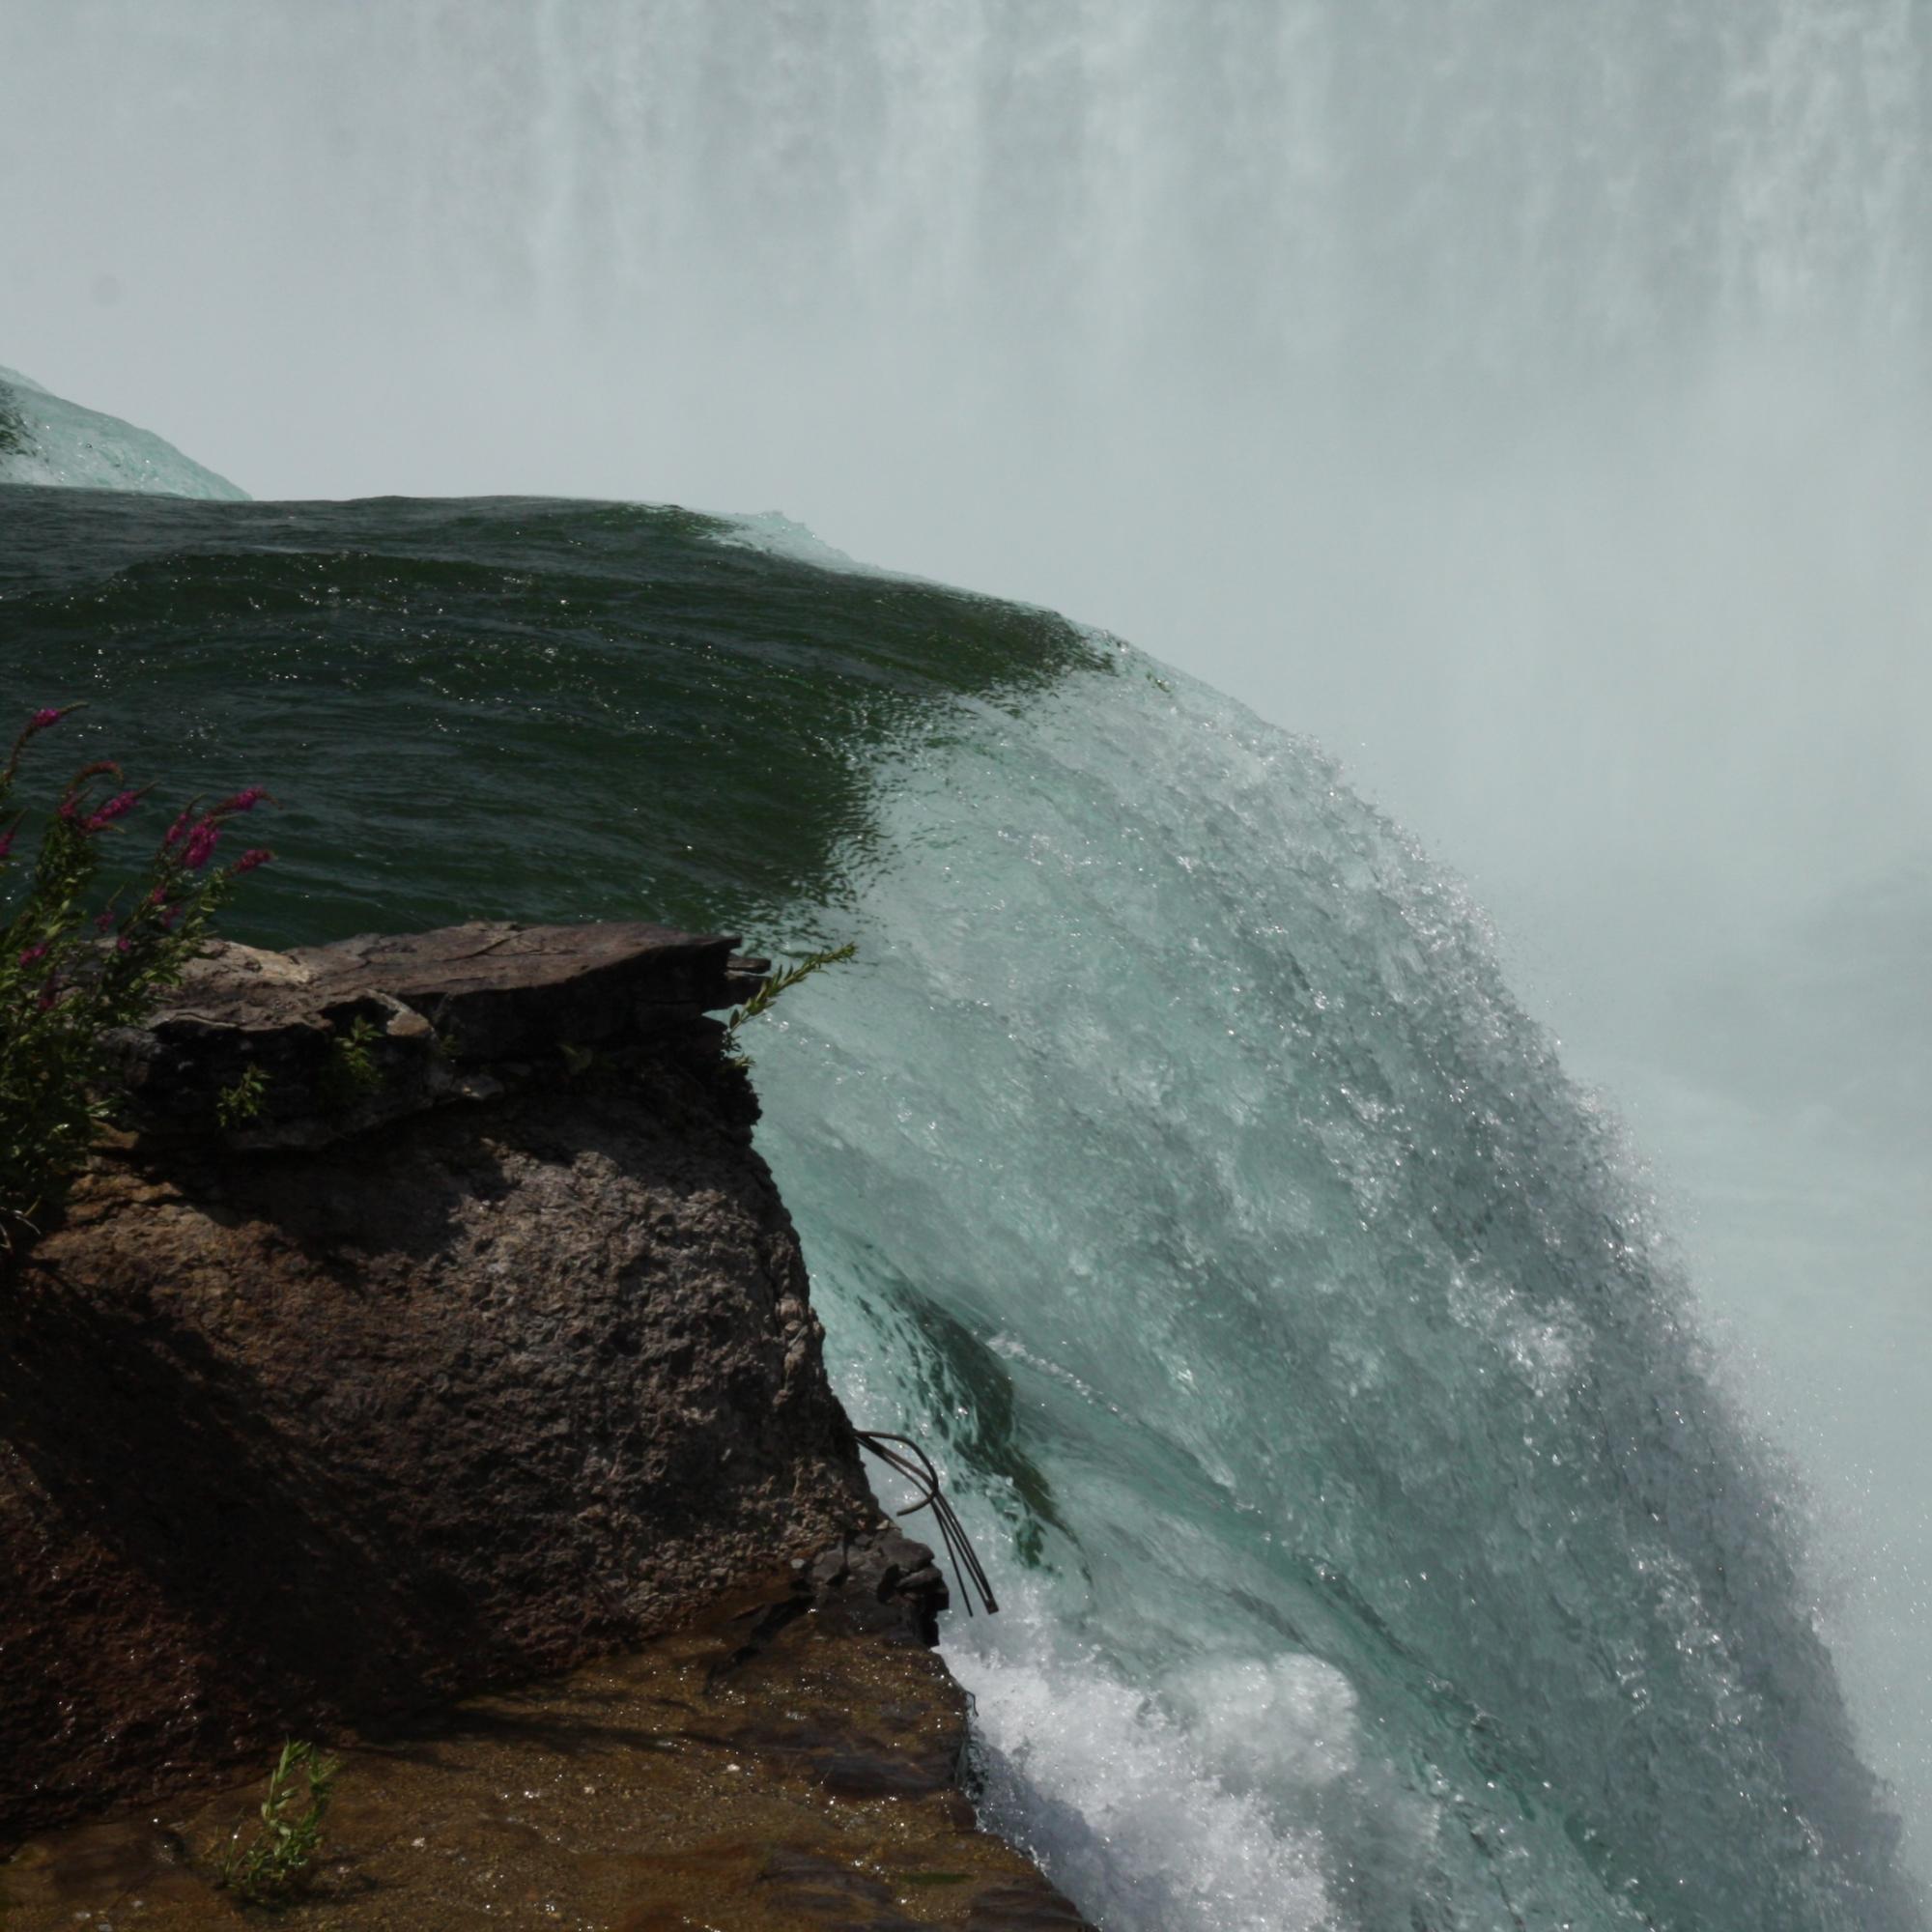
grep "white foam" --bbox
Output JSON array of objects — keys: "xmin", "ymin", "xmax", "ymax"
[
  {"xmin": 950, "ymin": 1599, "xmax": 1341, "ymax": 1932},
  {"xmin": 706, "ymin": 509, "xmax": 890, "ymax": 576}
]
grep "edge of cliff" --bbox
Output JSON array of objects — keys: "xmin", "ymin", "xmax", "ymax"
[{"xmin": 0, "ymin": 920, "xmax": 1091, "ymax": 1928}]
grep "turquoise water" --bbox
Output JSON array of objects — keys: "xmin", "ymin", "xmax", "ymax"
[
  {"xmin": 0, "ymin": 366, "xmax": 245, "ymax": 500},
  {"xmin": 0, "ymin": 387, "xmax": 1919, "ymax": 1927},
  {"xmin": 748, "ymin": 661, "xmax": 1915, "ymax": 1931}
]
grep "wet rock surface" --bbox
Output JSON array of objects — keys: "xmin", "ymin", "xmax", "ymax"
[
  {"xmin": 0, "ymin": 1578, "xmax": 1093, "ymax": 1930},
  {"xmin": 808, "ymin": 1527, "xmax": 953, "ymax": 1645}
]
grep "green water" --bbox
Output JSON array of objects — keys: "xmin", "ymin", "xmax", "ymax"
[{"xmin": 0, "ymin": 487, "xmax": 1100, "ymax": 947}]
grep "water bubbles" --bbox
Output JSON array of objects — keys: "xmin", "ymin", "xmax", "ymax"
[{"xmin": 753, "ymin": 653, "xmax": 1913, "ymax": 1927}]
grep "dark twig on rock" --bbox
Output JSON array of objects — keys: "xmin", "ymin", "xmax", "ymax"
[{"xmin": 856, "ymin": 1430, "xmax": 999, "ymax": 1617}]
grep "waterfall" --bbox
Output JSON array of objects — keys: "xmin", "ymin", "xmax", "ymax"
[
  {"xmin": 5, "ymin": 2, "xmax": 1926, "ymax": 479},
  {"xmin": 4, "ymin": 1, "xmax": 1929, "ymax": 1916}
]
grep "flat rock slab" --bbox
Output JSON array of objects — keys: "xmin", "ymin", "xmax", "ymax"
[
  {"xmin": 182, "ymin": 921, "xmax": 765, "ymax": 1040},
  {"xmin": 0, "ymin": 916, "xmax": 1086, "ymax": 1922},
  {"xmin": 105, "ymin": 921, "xmax": 770, "ymax": 1148}
]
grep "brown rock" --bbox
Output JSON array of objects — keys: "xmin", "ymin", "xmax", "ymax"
[
  {"xmin": 0, "ymin": 1582, "xmax": 1095, "ymax": 1930},
  {"xmin": 0, "ymin": 923, "xmax": 874, "ymax": 1843},
  {"xmin": 101, "ymin": 920, "xmax": 771, "ymax": 1148}
]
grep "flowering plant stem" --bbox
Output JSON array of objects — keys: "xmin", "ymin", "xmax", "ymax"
[{"xmin": 0, "ymin": 705, "xmax": 273, "ymax": 1269}]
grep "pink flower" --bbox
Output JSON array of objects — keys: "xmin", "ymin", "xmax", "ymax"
[
  {"xmin": 94, "ymin": 909, "xmax": 117, "ymax": 932},
  {"xmin": 183, "ymin": 823, "xmax": 220, "ymax": 870},
  {"xmin": 3, "ymin": 705, "xmax": 79, "ymax": 784},
  {"xmin": 162, "ymin": 807, "xmax": 194, "ymax": 850},
  {"xmin": 58, "ymin": 761, "xmax": 123, "ymax": 821},
  {"xmin": 213, "ymin": 786, "xmax": 270, "ymax": 816},
  {"xmin": 83, "ymin": 788, "xmax": 141, "ymax": 834},
  {"xmin": 17, "ymin": 943, "xmax": 48, "ymax": 967},
  {"xmin": 116, "ymin": 936, "xmax": 131, "ymax": 953},
  {"xmin": 149, "ymin": 883, "xmax": 170, "ymax": 907},
  {"xmin": 228, "ymin": 847, "xmax": 273, "ymax": 876}
]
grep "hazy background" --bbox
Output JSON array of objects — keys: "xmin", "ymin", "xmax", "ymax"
[{"xmin": 4, "ymin": 0, "xmax": 1929, "ymax": 1874}]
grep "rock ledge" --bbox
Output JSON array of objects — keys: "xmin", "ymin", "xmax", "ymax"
[
  {"xmin": 106, "ymin": 919, "xmax": 770, "ymax": 1148},
  {"xmin": 1, "ymin": 921, "xmax": 857, "ymax": 1838},
  {"xmin": 1, "ymin": 919, "xmax": 1091, "ymax": 1925}
]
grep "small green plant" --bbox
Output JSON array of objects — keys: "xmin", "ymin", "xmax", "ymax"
[
  {"xmin": 0, "ymin": 704, "xmax": 273, "ymax": 1265},
  {"xmin": 726, "ymin": 944, "xmax": 858, "ymax": 1034},
  {"xmin": 724, "ymin": 943, "xmax": 856, "ymax": 1068},
  {"xmin": 321, "ymin": 1014, "xmax": 383, "ymax": 1110},
  {"xmin": 215, "ymin": 1063, "xmax": 270, "ymax": 1127},
  {"xmin": 213, "ymin": 1738, "xmax": 341, "ymax": 1908}
]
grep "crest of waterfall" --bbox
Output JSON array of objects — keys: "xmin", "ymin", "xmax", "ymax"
[
  {"xmin": 746, "ymin": 652, "xmax": 1923, "ymax": 1932},
  {"xmin": 8, "ymin": 0, "xmax": 1927, "ymax": 874}
]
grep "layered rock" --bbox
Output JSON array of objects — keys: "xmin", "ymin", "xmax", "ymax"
[
  {"xmin": 100, "ymin": 918, "xmax": 772, "ymax": 1148},
  {"xmin": 0, "ymin": 923, "xmax": 882, "ymax": 1840}
]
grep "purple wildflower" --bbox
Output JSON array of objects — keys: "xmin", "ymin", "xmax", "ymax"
[
  {"xmin": 228, "ymin": 847, "xmax": 273, "ymax": 877},
  {"xmin": 17, "ymin": 943, "xmax": 48, "ymax": 967},
  {"xmin": 95, "ymin": 909, "xmax": 117, "ymax": 932},
  {"xmin": 183, "ymin": 822, "xmax": 221, "ymax": 870},
  {"xmin": 3, "ymin": 705, "xmax": 79, "ymax": 786},
  {"xmin": 58, "ymin": 762, "xmax": 123, "ymax": 820},
  {"xmin": 83, "ymin": 788, "xmax": 141, "ymax": 834},
  {"xmin": 212, "ymin": 786, "xmax": 270, "ymax": 816},
  {"xmin": 162, "ymin": 807, "xmax": 194, "ymax": 850}
]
